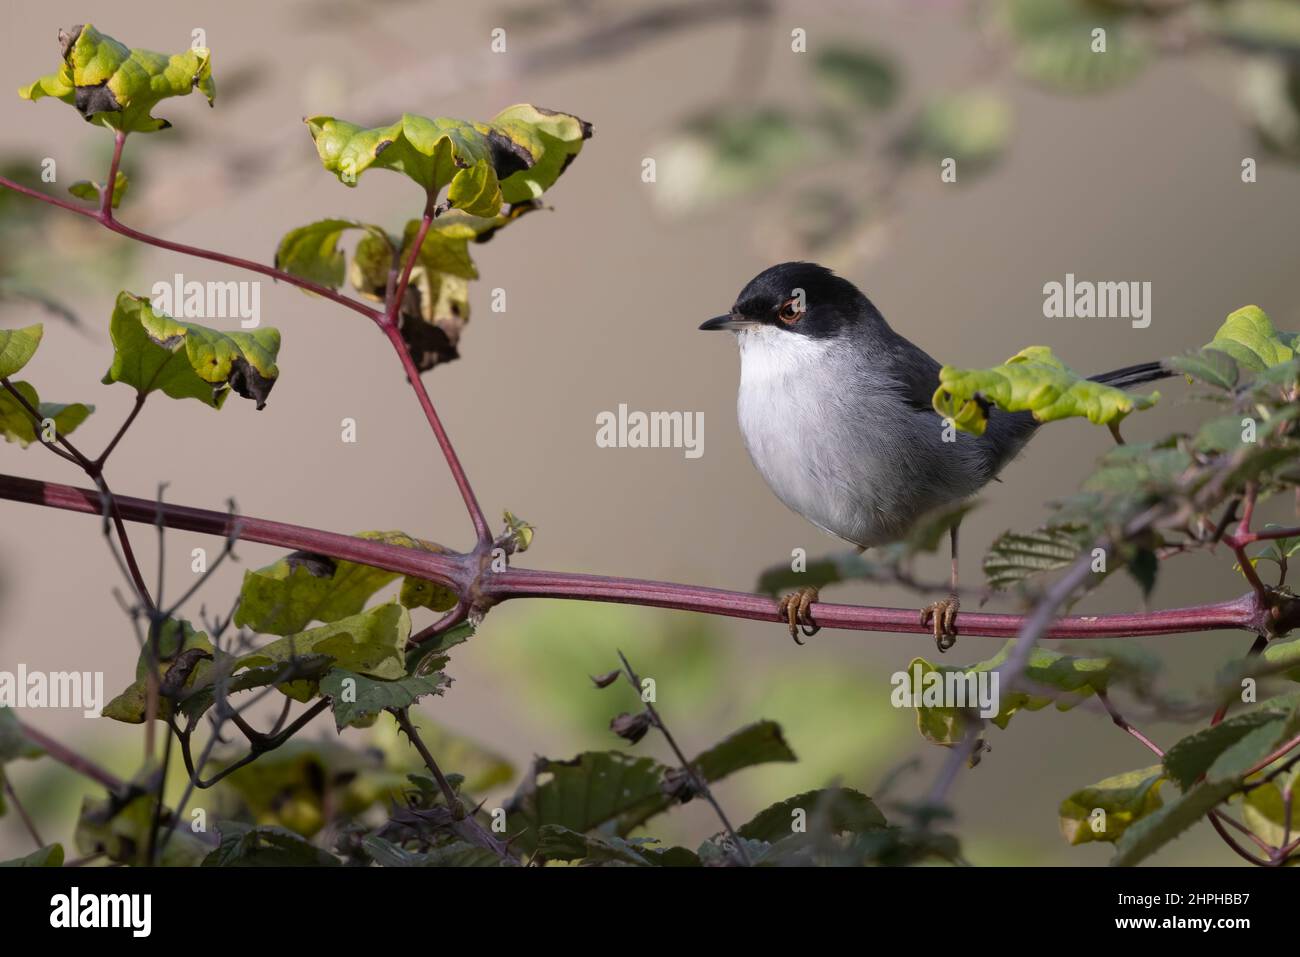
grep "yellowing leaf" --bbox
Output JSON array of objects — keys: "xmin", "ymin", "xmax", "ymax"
[
  {"xmin": 102, "ymin": 292, "xmax": 280, "ymax": 409},
  {"xmin": 933, "ymin": 346, "xmax": 1158, "ymax": 436},
  {"xmin": 234, "ymin": 531, "xmax": 454, "ymax": 636},
  {"xmin": 20, "ymin": 24, "xmax": 214, "ymax": 133},
  {"xmin": 1059, "ymin": 765, "xmax": 1166, "ymax": 846}
]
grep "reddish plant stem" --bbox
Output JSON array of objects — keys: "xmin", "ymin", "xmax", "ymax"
[
  {"xmin": 1097, "ymin": 690, "xmax": 1165, "ymax": 758},
  {"xmin": 15, "ymin": 718, "xmax": 127, "ymax": 793},
  {"xmin": 101, "ymin": 130, "xmax": 125, "ymax": 218},
  {"xmin": 95, "ymin": 393, "xmax": 147, "ymax": 469},
  {"xmin": 382, "ymin": 323, "xmax": 492, "ymax": 546},
  {"xmin": 3, "ymin": 155, "xmax": 488, "ymax": 548},
  {"xmin": 0, "ymin": 174, "xmax": 382, "ymax": 324},
  {"xmin": 1211, "ymin": 633, "xmax": 1269, "ymax": 727},
  {"xmin": 386, "ymin": 194, "xmax": 436, "ymax": 327},
  {"xmin": 0, "ymin": 473, "xmax": 1270, "ymax": 641},
  {"xmin": 1, "ymin": 379, "xmax": 155, "ymax": 610}
]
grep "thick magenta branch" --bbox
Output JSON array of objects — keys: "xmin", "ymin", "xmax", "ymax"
[{"xmin": 0, "ymin": 472, "xmax": 1269, "ymax": 641}]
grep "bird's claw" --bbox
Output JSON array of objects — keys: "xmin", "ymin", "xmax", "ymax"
[
  {"xmin": 777, "ymin": 586, "xmax": 820, "ymax": 644},
  {"xmin": 921, "ymin": 594, "xmax": 960, "ymax": 652}
]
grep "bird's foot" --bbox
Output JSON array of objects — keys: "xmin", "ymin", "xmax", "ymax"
[
  {"xmin": 777, "ymin": 586, "xmax": 820, "ymax": 644},
  {"xmin": 921, "ymin": 594, "xmax": 960, "ymax": 652}
]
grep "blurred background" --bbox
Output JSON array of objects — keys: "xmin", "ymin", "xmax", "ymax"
[{"xmin": 2, "ymin": 0, "xmax": 1300, "ymax": 865}]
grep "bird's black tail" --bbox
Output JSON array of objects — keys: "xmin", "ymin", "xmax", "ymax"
[{"xmin": 1089, "ymin": 360, "xmax": 1172, "ymax": 390}]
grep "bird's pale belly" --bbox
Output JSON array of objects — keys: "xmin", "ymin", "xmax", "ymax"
[{"xmin": 736, "ymin": 367, "xmax": 916, "ymax": 549}]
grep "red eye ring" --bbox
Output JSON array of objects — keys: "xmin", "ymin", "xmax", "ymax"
[{"xmin": 778, "ymin": 298, "xmax": 803, "ymax": 324}]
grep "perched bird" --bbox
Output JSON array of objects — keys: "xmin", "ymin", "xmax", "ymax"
[{"xmin": 700, "ymin": 262, "xmax": 1170, "ymax": 650}]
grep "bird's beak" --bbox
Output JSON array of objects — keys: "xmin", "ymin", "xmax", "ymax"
[{"xmin": 699, "ymin": 314, "xmax": 752, "ymax": 331}]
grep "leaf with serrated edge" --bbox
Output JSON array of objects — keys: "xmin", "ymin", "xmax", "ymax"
[
  {"xmin": 234, "ymin": 530, "xmax": 453, "ymax": 636},
  {"xmin": 239, "ymin": 603, "xmax": 412, "ymax": 701},
  {"xmin": 739, "ymin": 787, "xmax": 886, "ymax": 843},
  {"xmin": 320, "ymin": 669, "xmax": 449, "ymax": 730}
]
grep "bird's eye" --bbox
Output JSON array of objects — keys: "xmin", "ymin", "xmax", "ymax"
[{"xmin": 777, "ymin": 298, "xmax": 803, "ymax": 324}]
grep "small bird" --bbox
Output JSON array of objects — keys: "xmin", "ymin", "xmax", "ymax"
[{"xmin": 701, "ymin": 262, "xmax": 1170, "ymax": 650}]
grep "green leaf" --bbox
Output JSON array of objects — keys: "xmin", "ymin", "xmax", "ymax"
[
  {"xmin": 305, "ymin": 112, "xmax": 508, "ymax": 210},
  {"xmin": 319, "ymin": 669, "xmax": 450, "ymax": 731},
  {"xmin": 505, "ymin": 751, "xmax": 670, "ymax": 854},
  {"xmin": 535, "ymin": 825, "xmax": 700, "ymax": 867},
  {"xmin": 234, "ymin": 531, "xmax": 454, "ymax": 635},
  {"xmin": 216, "ymin": 738, "xmax": 399, "ymax": 836},
  {"xmin": 983, "ymin": 523, "xmax": 1093, "ymax": 591},
  {"xmin": 0, "ymin": 708, "xmax": 42, "ymax": 764},
  {"xmin": 1113, "ymin": 707, "xmax": 1300, "ymax": 865},
  {"xmin": 1059, "ymin": 765, "xmax": 1166, "ymax": 846},
  {"xmin": 68, "ymin": 170, "xmax": 127, "ymax": 208},
  {"xmin": 202, "ymin": 822, "xmax": 339, "ymax": 867},
  {"xmin": 911, "ymin": 91, "xmax": 1012, "ymax": 167},
  {"xmin": 690, "ymin": 720, "xmax": 797, "ymax": 783},
  {"xmin": 75, "ymin": 794, "xmax": 209, "ymax": 866},
  {"xmin": 933, "ymin": 345, "xmax": 1159, "ymax": 436},
  {"xmin": 19, "ymin": 24, "xmax": 215, "ymax": 133},
  {"xmin": 486, "ymin": 104, "xmax": 590, "ymax": 205},
  {"xmin": 756, "ymin": 548, "xmax": 882, "ymax": 596},
  {"xmin": 1165, "ymin": 349, "xmax": 1239, "ymax": 391},
  {"xmin": 102, "ymin": 292, "xmax": 280, "ymax": 409},
  {"xmin": 906, "ymin": 642, "xmax": 1117, "ymax": 745},
  {"xmin": 239, "ymin": 602, "xmax": 412, "ymax": 701},
  {"xmin": 1241, "ymin": 776, "xmax": 1298, "ymax": 848},
  {"xmin": 0, "ymin": 706, "xmax": 43, "ymax": 816},
  {"xmin": 274, "ymin": 219, "xmax": 389, "ymax": 289},
  {"xmin": 1016, "ymin": 26, "xmax": 1147, "ymax": 92},
  {"xmin": 0, "ymin": 324, "xmax": 42, "ymax": 378},
  {"xmin": 1212, "ymin": 0, "xmax": 1300, "ymax": 57},
  {"xmin": 738, "ymin": 787, "xmax": 886, "ymax": 843},
  {"xmin": 0, "ymin": 380, "xmax": 93, "ymax": 447},
  {"xmin": 812, "ymin": 45, "xmax": 899, "ymax": 111},
  {"xmin": 1196, "ymin": 304, "xmax": 1296, "ymax": 374},
  {"xmin": 362, "ymin": 835, "xmax": 503, "ymax": 867},
  {"xmin": 1110, "ymin": 776, "xmax": 1242, "ymax": 867},
  {"xmin": 101, "ymin": 618, "xmax": 215, "ymax": 724},
  {"xmin": 1162, "ymin": 710, "xmax": 1287, "ymax": 790},
  {"xmin": 0, "ymin": 843, "xmax": 64, "ymax": 867}
]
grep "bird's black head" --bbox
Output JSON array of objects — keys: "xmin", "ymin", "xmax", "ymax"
[{"xmin": 699, "ymin": 262, "xmax": 878, "ymax": 339}]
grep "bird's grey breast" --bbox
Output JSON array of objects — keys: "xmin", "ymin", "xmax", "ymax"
[{"xmin": 734, "ymin": 326, "xmax": 1007, "ymax": 548}]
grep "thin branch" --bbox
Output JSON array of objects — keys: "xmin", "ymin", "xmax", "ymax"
[
  {"xmin": 1097, "ymin": 690, "xmax": 1165, "ymax": 758},
  {"xmin": 617, "ymin": 650, "xmax": 751, "ymax": 866},
  {"xmin": 95, "ymin": 393, "xmax": 147, "ymax": 469},
  {"xmin": 2, "ymin": 777, "xmax": 45, "ymax": 848},
  {"xmin": 14, "ymin": 719, "xmax": 126, "ymax": 793},
  {"xmin": 383, "ymin": 318, "xmax": 492, "ymax": 547},
  {"xmin": 0, "ymin": 174, "xmax": 383, "ymax": 323}
]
